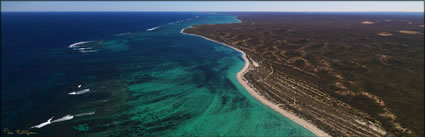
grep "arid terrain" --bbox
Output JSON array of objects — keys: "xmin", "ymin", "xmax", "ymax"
[{"xmin": 184, "ymin": 12, "xmax": 424, "ymax": 137}]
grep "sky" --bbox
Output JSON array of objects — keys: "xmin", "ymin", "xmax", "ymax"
[{"xmin": 1, "ymin": 1, "xmax": 424, "ymax": 12}]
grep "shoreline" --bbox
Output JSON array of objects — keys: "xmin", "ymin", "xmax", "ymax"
[{"xmin": 181, "ymin": 27, "xmax": 330, "ymax": 137}]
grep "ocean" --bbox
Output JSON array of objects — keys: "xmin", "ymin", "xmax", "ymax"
[{"xmin": 1, "ymin": 12, "xmax": 315, "ymax": 136}]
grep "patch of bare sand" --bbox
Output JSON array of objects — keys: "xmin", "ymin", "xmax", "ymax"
[
  {"xmin": 362, "ymin": 21, "xmax": 374, "ymax": 24},
  {"xmin": 398, "ymin": 30, "xmax": 423, "ymax": 35},
  {"xmin": 419, "ymin": 25, "xmax": 425, "ymax": 28},
  {"xmin": 377, "ymin": 32, "xmax": 393, "ymax": 36},
  {"xmin": 384, "ymin": 19, "xmax": 392, "ymax": 22}
]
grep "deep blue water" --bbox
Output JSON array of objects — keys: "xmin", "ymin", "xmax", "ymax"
[
  {"xmin": 2, "ymin": 12, "xmax": 198, "ymax": 128},
  {"xmin": 1, "ymin": 12, "xmax": 315, "ymax": 137},
  {"xmin": 2, "ymin": 12, "xmax": 197, "ymax": 79}
]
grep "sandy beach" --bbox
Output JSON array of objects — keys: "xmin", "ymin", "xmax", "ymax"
[{"xmin": 181, "ymin": 27, "xmax": 330, "ymax": 137}]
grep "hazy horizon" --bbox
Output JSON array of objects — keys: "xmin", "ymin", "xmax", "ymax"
[{"xmin": 2, "ymin": 1, "xmax": 424, "ymax": 12}]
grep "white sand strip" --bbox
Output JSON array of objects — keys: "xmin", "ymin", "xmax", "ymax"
[{"xmin": 181, "ymin": 27, "xmax": 330, "ymax": 137}]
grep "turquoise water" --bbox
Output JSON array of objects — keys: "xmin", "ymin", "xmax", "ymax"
[{"xmin": 2, "ymin": 13, "xmax": 315, "ymax": 137}]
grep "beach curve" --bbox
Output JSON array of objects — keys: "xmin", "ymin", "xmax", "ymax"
[{"xmin": 181, "ymin": 26, "xmax": 330, "ymax": 137}]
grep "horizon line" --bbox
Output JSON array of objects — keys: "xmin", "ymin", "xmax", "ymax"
[{"xmin": 2, "ymin": 11, "xmax": 424, "ymax": 13}]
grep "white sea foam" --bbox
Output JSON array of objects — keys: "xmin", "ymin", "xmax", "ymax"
[
  {"xmin": 30, "ymin": 112, "xmax": 95, "ymax": 129},
  {"xmin": 79, "ymin": 50, "xmax": 98, "ymax": 53},
  {"xmin": 68, "ymin": 41, "xmax": 99, "ymax": 53},
  {"xmin": 51, "ymin": 114, "xmax": 74, "ymax": 123},
  {"xmin": 30, "ymin": 116, "xmax": 54, "ymax": 129},
  {"xmin": 68, "ymin": 88, "xmax": 90, "ymax": 95},
  {"xmin": 75, "ymin": 112, "xmax": 95, "ymax": 117},
  {"xmin": 78, "ymin": 47, "xmax": 93, "ymax": 50},
  {"xmin": 69, "ymin": 41, "xmax": 91, "ymax": 48},
  {"xmin": 146, "ymin": 26, "xmax": 160, "ymax": 32}
]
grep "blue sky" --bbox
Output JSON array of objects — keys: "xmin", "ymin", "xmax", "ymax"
[{"xmin": 2, "ymin": 1, "xmax": 424, "ymax": 12}]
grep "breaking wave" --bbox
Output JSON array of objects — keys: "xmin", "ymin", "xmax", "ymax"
[
  {"xmin": 69, "ymin": 41, "xmax": 91, "ymax": 48},
  {"xmin": 68, "ymin": 41, "xmax": 100, "ymax": 53},
  {"xmin": 51, "ymin": 114, "xmax": 74, "ymax": 123},
  {"xmin": 146, "ymin": 26, "xmax": 160, "ymax": 32},
  {"xmin": 30, "ymin": 115, "xmax": 73, "ymax": 129},
  {"xmin": 30, "ymin": 112, "xmax": 95, "ymax": 129},
  {"xmin": 68, "ymin": 88, "xmax": 90, "ymax": 95},
  {"xmin": 30, "ymin": 116, "xmax": 54, "ymax": 129},
  {"xmin": 75, "ymin": 112, "xmax": 95, "ymax": 117}
]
